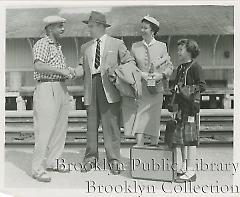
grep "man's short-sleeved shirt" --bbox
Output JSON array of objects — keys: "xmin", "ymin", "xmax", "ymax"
[{"xmin": 33, "ymin": 35, "xmax": 67, "ymax": 81}]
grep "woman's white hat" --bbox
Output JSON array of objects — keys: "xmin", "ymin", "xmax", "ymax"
[{"xmin": 142, "ymin": 15, "xmax": 159, "ymax": 27}]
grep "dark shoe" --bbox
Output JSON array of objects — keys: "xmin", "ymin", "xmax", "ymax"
[
  {"xmin": 133, "ymin": 144, "xmax": 144, "ymax": 148},
  {"xmin": 81, "ymin": 158, "xmax": 97, "ymax": 173},
  {"xmin": 32, "ymin": 171, "xmax": 51, "ymax": 182},
  {"xmin": 46, "ymin": 165, "xmax": 70, "ymax": 173},
  {"xmin": 177, "ymin": 172, "xmax": 185, "ymax": 176},
  {"xmin": 176, "ymin": 169, "xmax": 186, "ymax": 176},
  {"xmin": 174, "ymin": 176, "xmax": 186, "ymax": 183},
  {"xmin": 148, "ymin": 144, "xmax": 159, "ymax": 147},
  {"xmin": 109, "ymin": 160, "xmax": 121, "ymax": 175}
]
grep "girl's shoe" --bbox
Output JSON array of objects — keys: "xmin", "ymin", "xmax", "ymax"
[
  {"xmin": 148, "ymin": 143, "xmax": 159, "ymax": 147},
  {"xmin": 176, "ymin": 169, "xmax": 186, "ymax": 176},
  {"xmin": 179, "ymin": 171, "xmax": 196, "ymax": 182}
]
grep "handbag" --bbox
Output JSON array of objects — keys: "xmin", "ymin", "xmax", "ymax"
[
  {"xmin": 177, "ymin": 61, "xmax": 201, "ymax": 114},
  {"xmin": 146, "ymin": 62, "xmax": 159, "ymax": 94},
  {"xmin": 167, "ymin": 86, "xmax": 178, "ymax": 112},
  {"xmin": 164, "ymin": 117, "xmax": 177, "ymax": 148},
  {"xmin": 142, "ymin": 44, "xmax": 159, "ymax": 95},
  {"xmin": 147, "ymin": 80, "xmax": 159, "ymax": 94}
]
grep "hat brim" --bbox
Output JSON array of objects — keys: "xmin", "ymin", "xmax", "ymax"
[
  {"xmin": 44, "ymin": 21, "xmax": 66, "ymax": 28},
  {"xmin": 142, "ymin": 18, "xmax": 159, "ymax": 28},
  {"xmin": 82, "ymin": 20, "xmax": 111, "ymax": 27}
]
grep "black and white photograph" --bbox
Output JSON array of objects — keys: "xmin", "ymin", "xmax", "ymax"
[{"xmin": 1, "ymin": 1, "xmax": 239, "ymax": 197}]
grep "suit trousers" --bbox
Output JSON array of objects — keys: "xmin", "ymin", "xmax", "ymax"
[
  {"xmin": 84, "ymin": 74, "xmax": 121, "ymax": 163},
  {"xmin": 32, "ymin": 82, "xmax": 69, "ymax": 175}
]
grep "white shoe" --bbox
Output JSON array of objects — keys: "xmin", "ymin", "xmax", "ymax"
[
  {"xmin": 179, "ymin": 171, "xmax": 196, "ymax": 182},
  {"xmin": 32, "ymin": 171, "xmax": 51, "ymax": 182}
]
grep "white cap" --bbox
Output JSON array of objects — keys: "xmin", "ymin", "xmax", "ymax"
[
  {"xmin": 142, "ymin": 15, "xmax": 159, "ymax": 27},
  {"xmin": 43, "ymin": 15, "xmax": 66, "ymax": 27}
]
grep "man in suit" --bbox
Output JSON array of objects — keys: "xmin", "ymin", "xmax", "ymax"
[{"xmin": 76, "ymin": 11, "xmax": 134, "ymax": 175}]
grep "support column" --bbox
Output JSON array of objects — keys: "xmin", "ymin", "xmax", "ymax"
[
  {"xmin": 223, "ymin": 94, "xmax": 233, "ymax": 109},
  {"xmin": 213, "ymin": 35, "xmax": 220, "ymax": 67},
  {"xmin": 9, "ymin": 71, "xmax": 22, "ymax": 91},
  {"xmin": 167, "ymin": 36, "xmax": 171, "ymax": 53},
  {"xmin": 74, "ymin": 37, "xmax": 79, "ymax": 61}
]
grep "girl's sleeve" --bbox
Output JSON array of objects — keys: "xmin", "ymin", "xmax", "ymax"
[{"xmin": 192, "ymin": 63, "xmax": 206, "ymax": 93}]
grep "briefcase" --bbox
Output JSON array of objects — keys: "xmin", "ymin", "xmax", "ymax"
[{"xmin": 130, "ymin": 145, "xmax": 176, "ymax": 181}]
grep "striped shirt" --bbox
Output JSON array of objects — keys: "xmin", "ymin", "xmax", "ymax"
[{"xmin": 33, "ymin": 35, "xmax": 67, "ymax": 81}]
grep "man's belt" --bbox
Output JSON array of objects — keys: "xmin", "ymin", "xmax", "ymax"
[
  {"xmin": 92, "ymin": 73, "xmax": 101, "ymax": 78},
  {"xmin": 37, "ymin": 79, "xmax": 65, "ymax": 83}
]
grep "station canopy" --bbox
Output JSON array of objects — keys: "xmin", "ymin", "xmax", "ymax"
[{"xmin": 6, "ymin": 5, "xmax": 233, "ymax": 38}]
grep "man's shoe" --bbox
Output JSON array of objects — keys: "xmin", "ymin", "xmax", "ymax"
[
  {"xmin": 32, "ymin": 171, "xmax": 51, "ymax": 182},
  {"xmin": 46, "ymin": 165, "xmax": 70, "ymax": 173},
  {"xmin": 81, "ymin": 160, "xmax": 96, "ymax": 173},
  {"xmin": 109, "ymin": 160, "xmax": 121, "ymax": 175}
]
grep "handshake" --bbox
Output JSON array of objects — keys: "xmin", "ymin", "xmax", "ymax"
[{"xmin": 64, "ymin": 66, "xmax": 84, "ymax": 80}]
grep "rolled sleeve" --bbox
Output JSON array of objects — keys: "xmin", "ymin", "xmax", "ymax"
[{"xmin": 192, "ymin": 64, "xmax": 206, "ymax": 93}]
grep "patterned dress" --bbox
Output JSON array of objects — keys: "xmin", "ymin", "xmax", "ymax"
[{"xmin": 173, "ymin": 61, "xmax": 206, "ymax": 146}]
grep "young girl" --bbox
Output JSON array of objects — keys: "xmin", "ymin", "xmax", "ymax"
[{"xmin": 173, "ymin": 39, "xmax": 206, "ymax": 181}]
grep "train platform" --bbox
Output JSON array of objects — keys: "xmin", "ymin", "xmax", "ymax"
[{"xmin": 3, "ymin": 144, "xmax": 234, "ymax": 196}]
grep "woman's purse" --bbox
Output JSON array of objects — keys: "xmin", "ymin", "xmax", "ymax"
[
  {"xmin": 146, "ymin": 63, "xmax": 159, "ymax": 94},
  {"xmin": 179, "ymin": 84, "xmax": 201, "ymax": 114},
  {"xmin": 164, "ymin": 113, "xmax": 177, "ymax": 148},
  {"xmin": 177, "ymin": 61, "xmax": 201, "ymax": 114},
  {"xmin": 167, "ymin": 86, "xmax": 178, "ymax": 112}
]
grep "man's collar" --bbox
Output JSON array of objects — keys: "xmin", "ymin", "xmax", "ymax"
[
  {"xmin": 142, "ymin": 38, "xmax": 157, "ymax": 47},
  {"xmin": 44, "ymin": 35, "xmax": 60, "ymax": 46},
  {"xmin": 183, "ymin": 59, "xmax": 193, "ymax": 64},
  {"xmin": 182, "ymin": 60, "xmax": 193, "ymax": 68},
  {"xmin": 94, "ymin": 34, "xmax": 107, "ymax": 43}
]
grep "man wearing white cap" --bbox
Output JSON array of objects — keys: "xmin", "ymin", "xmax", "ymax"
[{"xmin": 31, "ymin": 15, "xmax": 76, "ymax": 182}]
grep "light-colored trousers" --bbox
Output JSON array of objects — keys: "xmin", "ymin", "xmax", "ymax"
[{"xmin": 32, "ymin": 82, "xmax": 69, "ymax": 175}]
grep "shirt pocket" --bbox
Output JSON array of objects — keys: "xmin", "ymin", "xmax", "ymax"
[
  {"xmin": 105, "ymin": 51, "xmax": 118, "ymax": 66},
  {"xmin": 49, "ymin": 47, "xmax": 60, "ymax": 61}
]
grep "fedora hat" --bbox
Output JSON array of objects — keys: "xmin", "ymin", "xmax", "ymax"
[{"xmin": 83, "ymin": 11, "xmax": 111, "ymax": 27}]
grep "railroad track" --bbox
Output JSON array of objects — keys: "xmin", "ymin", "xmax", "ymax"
[{"xmin": 5, "ymin": 109, "xmax": 233, "ymax": 145}]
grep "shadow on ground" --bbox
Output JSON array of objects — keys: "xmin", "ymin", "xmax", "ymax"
[{"xmin": 5, "ymin": 149, "xmax": 132, "ymax": 179}]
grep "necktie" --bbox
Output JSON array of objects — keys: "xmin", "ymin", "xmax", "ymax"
[{"xmin": 94, "ymin": 39, "xmax": 101, "ymax": 69}]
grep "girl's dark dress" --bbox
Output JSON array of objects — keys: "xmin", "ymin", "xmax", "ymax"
[{"xmin": 173, "ymin": 60, "xmax": 206, "ymax": 146}]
